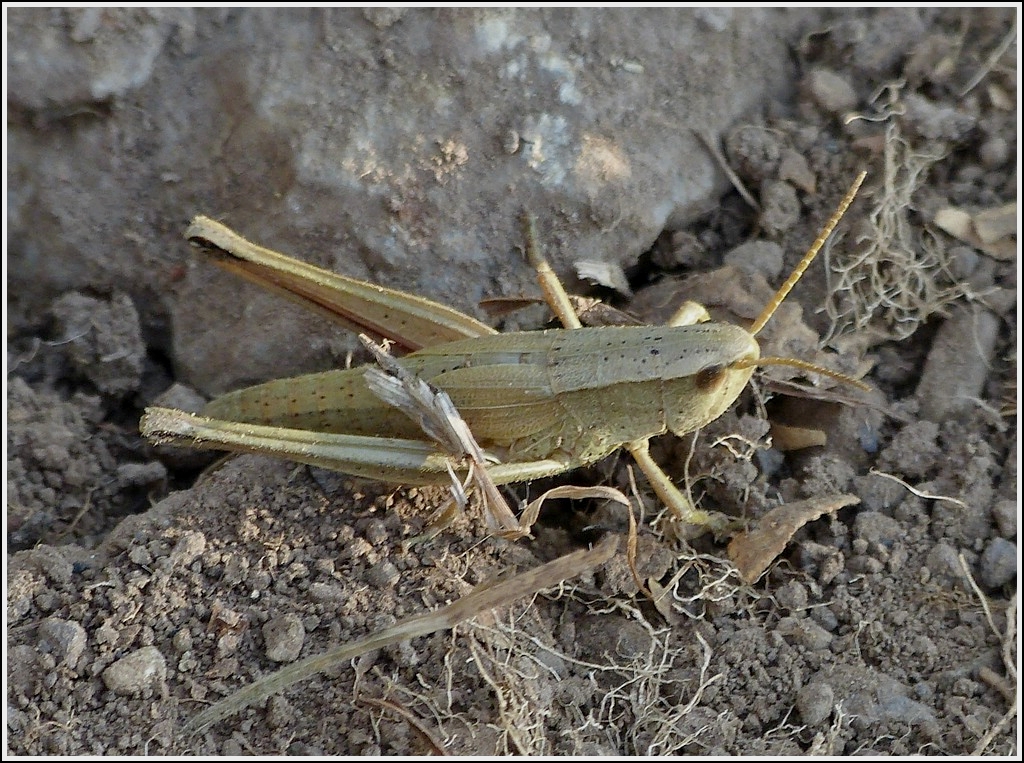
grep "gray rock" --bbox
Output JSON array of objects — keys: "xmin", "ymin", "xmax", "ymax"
[
  {"xmin": 365, "ymin": 560, "xmax": 400, "ymax": 589},
  {"xmin": 777, "ymin": 616, "xmax": 832, "ymax": 650},
  {"xmin": 774, "ymin": 580, "xmax": 808, "ymax": 612},
  {"xmin": 38, "ymin": 617, "xmax": 87, "ymax": 668},
  {"xmin": 979, "ymin": 136, "xmax": 1009, "ymax": 169},
  {"xmin": 854, "ymin": 511, "xmax": 903, "ymax": 547},
  {"xmin": 7, "ymin": 7, "xmax": 822, "ymax": 395},
  {"xmin": 723, "ymin": 240, "xmax": 784, "ymax": 281},
  {"xmin": 51, "ymin": 291, "xmax": 145, "ymax": 397},
  {"xmin": 796, "ymin": 680, "xmax": 835, "ymax": 725},
  {"xmin": 805, "ymin": 68, "xmax": 858, "ymax": 114},
  {"xmin": 102, "ymin": 646, "xmax": 167, "ymax": 695},
  {"xmin": 263, "ymin": 613, "xmax": 305, "ymax": 663},
  {"xmin": 923, "ymin": 542, "xmax": 965, "ymax": 587},
  {"xmin": 991, "ymin": 499, "xmax": 1016, "ymax": 539},
  {"xmin": 979, "ymin": 538, "xmax": 1016, "ymax": 589},
  {"xmin": 916, "ymin": 306, "xmax": 1000, "ymax": 422},
  {"xmin": 760, "ymin": 180, "xmax": 800, "ymax": 235}
]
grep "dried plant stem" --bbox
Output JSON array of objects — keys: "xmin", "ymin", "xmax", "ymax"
[{"xmin": 185, "ymin": 535, "xmax": 617, "ymax": 734}]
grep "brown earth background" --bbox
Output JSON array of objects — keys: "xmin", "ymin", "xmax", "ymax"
[{"xmin": 6, "ymin": 7, "xmax": 1019, "ymax": 755}]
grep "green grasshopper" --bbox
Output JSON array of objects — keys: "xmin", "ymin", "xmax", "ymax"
[{"xmin": 142, "ymin": 172, "xmax": 867, "ymax": 537}]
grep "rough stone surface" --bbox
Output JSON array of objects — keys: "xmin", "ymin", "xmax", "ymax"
[
  {"xmin": 8, "ymin": 6, "xmax": 807, "ymax": 395},
  {"xmin": 979, "ymin": 538, "xmax": 1016, "ymax": 589},
  {"xmin": 805, "ymin": 68, "xmax": 858, "ymax": 115},
  {"xmin": 101, "ymin": 646, "xmax": 167, "ymax": 695},
  {"xmin": 796, "ymin": 680, "xmax": 835, "ymax": 725},
  {"xmin": 38, "ymin": 617, "xmax": 88, "ymax": 669},
  {"xmin": 262, "ymin": 614, "xmax": 306, "ymax": 663},
  {"xmin": 50, "ymin": 291, "xmax": 146, "ymax": 397},
  {"xmin": 916, "ymin": 306, "xmax": 1001, "ymax": 422}
]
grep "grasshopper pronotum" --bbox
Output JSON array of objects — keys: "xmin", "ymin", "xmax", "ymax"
[{"xmin": 143, "ymin": 172, "xmax": 867, "ymax": 537}]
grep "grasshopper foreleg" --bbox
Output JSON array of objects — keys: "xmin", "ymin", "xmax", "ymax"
[{"xmin": 524, "ymin": 214, "xmax": 725, "ymax": 534}]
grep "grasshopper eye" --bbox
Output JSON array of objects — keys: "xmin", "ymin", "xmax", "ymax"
[{"xmin": 695, "ymin": 364, "xmax": 726, "ymax": 391}]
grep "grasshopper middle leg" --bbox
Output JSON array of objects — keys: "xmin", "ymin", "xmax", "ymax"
[{"xmin": 523, "ymin": 214, "xmax": 722, "ymax": 533}]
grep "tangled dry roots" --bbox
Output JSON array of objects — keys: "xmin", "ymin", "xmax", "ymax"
[{"xmin": 823, "ymin": 98, "xmax": 966, "ymax": 345}]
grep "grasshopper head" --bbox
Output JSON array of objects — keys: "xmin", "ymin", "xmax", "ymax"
[
  {"xmin": 664, "ymin": 323, "xmax": 760, "ymax": 437},
  {"xmin": 665, "ymin": 172, "xmax": 869, "ymax": 442}
]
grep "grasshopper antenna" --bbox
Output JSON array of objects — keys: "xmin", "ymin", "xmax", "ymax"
[
  {"xmin": 735, "ymin": 356, "xmax": 871, "ymax": 391},
  {"xmin": 743, "ymin": 170, "xmax": 869, "ymax": 392},
  {"xmin": 748, "ymin": 170, "xmax": 867, "ymax": 337}
]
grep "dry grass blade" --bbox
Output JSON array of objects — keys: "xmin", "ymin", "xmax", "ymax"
[
  {"xmin": 516, "ymin": 484, "xmax": 632, "ymax": 532},
  {"xmin": 185, "ymin": 534, "xmax": 617, "ymax": 734}
]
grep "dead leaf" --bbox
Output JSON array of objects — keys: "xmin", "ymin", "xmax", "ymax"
[
  {"xmin": 728, "ymin": 494, "xmax": 860, "ymax": 583},
  {"xmin": 575, "ymin": 259, "xmax": 633, "ymax": 297}
]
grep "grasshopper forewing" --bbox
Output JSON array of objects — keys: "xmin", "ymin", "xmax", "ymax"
[{"xmin": 142, "ymin": 172, "xmax": 867, "ymax": 535}]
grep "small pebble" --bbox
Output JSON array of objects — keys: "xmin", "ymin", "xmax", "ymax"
[
  {"xmin": 172, "ymin": 628, "xmax": 193, "ymax": 654},
  {"xmin": 102, "ymin": 646, "xmax": 166, "ymax": 695},
  {"xmin": 361, "ymin": 519, "xmax": 389, "ymax": 546},
  {"xmin": 760, "ymin": 180, "xmax": 800, "ymax": 235},
  {"xmin": 614, "ymin": 620, "xmax": 653, "ymax": 660},
  {"xmin": 777, "ymin": 149, "xmax": 816, "ymax": 194},
  {"xmin": 854, "ymin": 512, "xmax": 903, "ymax": 548},
  {"xmin": 723, "ymin": 240, "xmax": 784, "ymax": 281},
  {"xmin": 916, "ymin": 306, "xmax": 999, "ymax": 422},
  {"xmin": 128, "ymin": 546, "xmax": 153, "ymax": 566},
  {"xmin": 725, "ymin": 126, "xmax": 782, "ymax": 182},
  {"xmin": 991, "ymin": 499, "xmax": 1016, "ymax": 539},
  {"xmin": 777, "ymin": 616, "xmax": 832, "ymax": 650},
  {"xmin": 978, "ymin": 136, "xmax": 1008, "ymax": 169},
  {"xmin": 796, "ymin": 680, "xmax": 835, "ymax": 725},
  {"xmin": 923, "ymin": 542, "xmax": 964, "ymax": 587},
  {"xmin": 979, "ymin": 538, "xmax": 1016, "ymax": 589},
  {"xmin": 806, "ymin": 68, "xmax": 858, "ymax": 115},
  {"xmin": 775, "ymin": 581, "xmax": 808, "ymax": 612},
  {"xmin": 309, "ymin": 582, "xmax": 347, "ymax": 603},
  {"xmin": 502, "ymin": 128, "xmax": 521, "ymax": 155},
  {"xmin": 365, "ymin": 560, "xmax": 400, "ymax": 588},
  {"xmin": 947, "ymin": 246, "xmax": 980, "ymax": 280},
  {"xmin": 51, "ymin": 291, "xmax": 145, "ymax": 396},
  {"xmin": 151, "ymin": 382, "xmax": 207, "ymax": 414},
  {"xmin": 263, "ymin": 614, "xmax": 305, "ymax": 663},
  {"xmin": 810, "ymin": 605, "xmax": 838, "ymax": 633},
  {"xmin": 117, "ymin": 461, "xmax": 168, "ymax": 487},
  {"xmin": 38, "ymin": 618, "xmax": 87, "ymax": 668}
]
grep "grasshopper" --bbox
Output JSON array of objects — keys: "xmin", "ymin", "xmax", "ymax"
[{"xmin": 142, "ymin": 172, "xmax": 867, "ymax": 537}]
